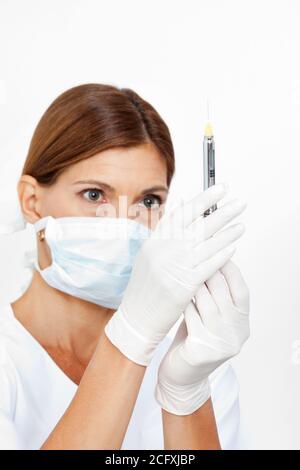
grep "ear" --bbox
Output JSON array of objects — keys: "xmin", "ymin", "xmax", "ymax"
[{"xmin": 17, "ymin": 174, "xmax": 43, "ymax": 224}]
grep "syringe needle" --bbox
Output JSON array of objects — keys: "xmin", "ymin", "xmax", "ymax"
[{"xmin": 207, "ymin": 98, "xmax": 210, "ymax": 122}]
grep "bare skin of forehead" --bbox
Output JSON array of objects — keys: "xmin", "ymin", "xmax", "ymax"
[{"xmin": 60, "ymin": 143, "xmax": 169, "ymax": 194}]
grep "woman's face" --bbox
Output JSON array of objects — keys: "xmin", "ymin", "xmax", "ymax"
[
  {"xmin": 32, "ymin": 141, "xmax": 169, "ymax": 230},
  {"xmin": 22, "ymin": 142, "xmax": 169, "ymax": 271}
]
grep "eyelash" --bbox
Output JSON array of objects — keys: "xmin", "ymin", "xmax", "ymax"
[{"xmin": 80, "ymin": 188, "xmax": 163, "ymax": 208}]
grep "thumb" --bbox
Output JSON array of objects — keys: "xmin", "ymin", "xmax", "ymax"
[{"xmin": 184, "ymin": 299, "xmax": 205, "ymax": 336}]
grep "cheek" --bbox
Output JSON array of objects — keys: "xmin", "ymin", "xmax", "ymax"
[
  {"xmin": 39, "ymin": 188, "xmax": 78, "ymax": 217},
  {"xmin": 133, "ymin": 207, "xmax": 164, "ymax": 231}
]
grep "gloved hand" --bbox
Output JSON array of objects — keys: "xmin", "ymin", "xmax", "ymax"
[
  {"xmin": 104, "ymin": 183, "xmax": 247, "ymax": 366},
  {"xmin": 154, "ymin": 259, "xmax": 250, "ymax": 415}
]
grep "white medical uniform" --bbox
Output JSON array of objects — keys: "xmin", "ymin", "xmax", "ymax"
[{"xmin": 0, "ymin": 302, "xmax": 248, "ymax": 450}]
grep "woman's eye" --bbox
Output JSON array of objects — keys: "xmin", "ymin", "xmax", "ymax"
[
  {"xmin": 140, "ymin": 195, "xmax": 162, "ymax": 209},
  {"xmin": 82, "ymin": 188, "xmax": 103, "ymax": 202}
]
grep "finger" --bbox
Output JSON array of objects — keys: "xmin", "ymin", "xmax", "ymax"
[
  {"xmin": 193, "ymin": 283, "xmax": 221, "ymax": 331},
  {"xmin": 171, "ymin": 319, "xmax": 188, "ymax": 349},
  {"xmin": 205, "ymin": 270, "xmax": 233, "ymax": 310},
  {"xmin": 220, "ymin": 260, "xmax": 249, "ymax": 313},
  {"xmin": 192, "ymin": 223, "xmax": 245, "ymax": 265},
  {"xmin": 165, "ymin": 183, "xmax": 228, "ymax": 229},
  {"xmin": 189, "ymin": 198, "xmax": 247, "ymax": 242},
  {"xmin": 194, "ymin": 244, "xmax": 236, "ymax": 283},
  {"xmin": 184, "ymin": 300, "xmax": 205, "ymax": 335}
]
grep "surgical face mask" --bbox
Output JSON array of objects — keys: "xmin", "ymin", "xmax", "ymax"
[{"xmin": 33, "ymin": 215, "xmax": 152, "ymax": 309}]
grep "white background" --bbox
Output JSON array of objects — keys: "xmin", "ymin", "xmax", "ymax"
[{"xmin": 0, "ymin": 0, "xmax": 299, "ymax": 449}]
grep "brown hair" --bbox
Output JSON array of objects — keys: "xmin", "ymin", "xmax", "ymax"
[{"xmin": 22, "ymin": 83, "xmax": 175, "ymax": 187}]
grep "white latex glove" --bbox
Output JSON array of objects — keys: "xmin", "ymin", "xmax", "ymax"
[
  {"xmin": 154, "ymin": 259, "xmax": 250, "ymax": 415},
  {"xmin": 104, "ymin": 184, "xmax": 247, "ymax": 366}
]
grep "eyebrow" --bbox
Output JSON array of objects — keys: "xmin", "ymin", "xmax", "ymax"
[{"xmin": 73, "ymin": 179, "xmax": 169, "ymax": 195}]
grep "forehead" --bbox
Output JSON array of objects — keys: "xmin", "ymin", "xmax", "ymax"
[{"xmin": 61, "ymin": 143, "xmax": 168, "ymax": 186}]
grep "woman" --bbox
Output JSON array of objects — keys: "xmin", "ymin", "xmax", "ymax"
[{"xmin": 0, "ymin": 83, "xmax": 249, "ymax": 450}]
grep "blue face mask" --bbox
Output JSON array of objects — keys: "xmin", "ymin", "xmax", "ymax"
[{"xmin": 33, "ymin": 215, "xmax": 152, "ymax": 309}]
